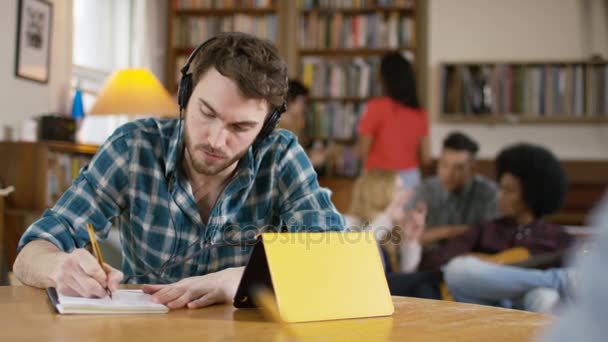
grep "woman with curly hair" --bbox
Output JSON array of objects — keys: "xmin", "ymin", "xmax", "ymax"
[{"xmin": 391, "ymin": 143, "xmax": 575, "ymax": 313}]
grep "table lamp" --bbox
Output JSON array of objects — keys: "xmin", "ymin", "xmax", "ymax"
[{"xmin": 89, "ymin": 68, "xmax": 178, "ymax": 117}]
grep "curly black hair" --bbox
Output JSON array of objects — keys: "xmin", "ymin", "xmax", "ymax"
[{"xmin": 496, "ymin": 143, "xmax": 567, "ymax": 218}]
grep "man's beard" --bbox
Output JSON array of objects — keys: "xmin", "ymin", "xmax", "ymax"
[{"xmin": 184, "ymin": 137, "xmax": 247, "ymax": 176}]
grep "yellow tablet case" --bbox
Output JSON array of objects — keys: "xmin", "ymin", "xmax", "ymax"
[{"xmin": 233, "ymin": 232, "xmax": 394, "ymax": 323}]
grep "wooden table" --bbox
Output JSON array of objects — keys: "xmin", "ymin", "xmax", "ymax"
[{"xmin": 0, "ymin": 286, "xmax": 552, "ymax": 341}]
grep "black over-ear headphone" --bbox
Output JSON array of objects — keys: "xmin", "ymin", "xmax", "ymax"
[{"xmin": 177, "ymin": 34, "xmax": 287, "ymax": 141}]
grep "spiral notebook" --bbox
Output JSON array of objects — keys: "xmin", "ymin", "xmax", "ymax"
[{"xmin": 46, "ymin": 288, "xmax": 169, "ymax": 314}]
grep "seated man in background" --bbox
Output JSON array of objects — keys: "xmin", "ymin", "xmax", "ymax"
[
  {"xmin": 407, "ymin": 132, "xmax": 498, "ymax": 246},
  {"xmin": 390, "ymin": 143, "xmax": 574, "ymax": 313}
]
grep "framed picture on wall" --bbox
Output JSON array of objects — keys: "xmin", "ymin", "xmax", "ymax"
[{"xmin": 14, "ymin": 0, "xmax": 53, "ymax": 83}]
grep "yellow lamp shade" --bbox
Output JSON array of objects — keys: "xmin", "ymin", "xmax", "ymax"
[{"xmin": 89, "ymin": 68, "xmax": 178, "ymax": 117}]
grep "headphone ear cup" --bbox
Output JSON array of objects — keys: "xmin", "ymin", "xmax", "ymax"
[
  {"xmin": 267, "ymin": 109, "xmax": 281, "ymax": 132},
  {"xmin": 178, "ymin": 74, "xmax": 193, "ymax": 110},
  {"xmin": 257, "ymin": 102, "xmax": 287, "ymax": 140},
  {"xmin": 258, "ymin": 108, "xmax": 281, "ymax": 140}
]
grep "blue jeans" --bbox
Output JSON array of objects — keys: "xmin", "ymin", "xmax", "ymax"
[
  {"xmin": 443, "ymin": 256, "xmax": 570, "ymax": 313},
  {"xmin": 399, "ymin": 168, "xmax": 421, "ymax": 190}
]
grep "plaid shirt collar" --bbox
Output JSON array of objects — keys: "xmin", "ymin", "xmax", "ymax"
[{"xmin": 164, "ymin": 117, "xmax": 181, "ymax": 179}]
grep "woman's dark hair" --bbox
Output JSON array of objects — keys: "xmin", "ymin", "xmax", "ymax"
[
  {"xmin": 496, "ymin": 143, "xmax": 567, "ymax": 218},
  {"xmin": 380, "ymin": 52, "xmax": 419, "ymax": 108},
  {"xmin": 287, "ymin": 80, "xmax": 309, "ymax": 104}
]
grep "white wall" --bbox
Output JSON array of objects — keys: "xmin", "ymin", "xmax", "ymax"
[
  {"xmin": 427, "ymin": 0, "xmax": 608, "ymax": 160},
  {"xmin": 0, "ymin": 0, "xmax": 73, "ymax": 140}
]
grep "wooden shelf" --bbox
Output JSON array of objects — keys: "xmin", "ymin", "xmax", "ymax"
[
  {"xmin": 173, "ymin": 8, "xmax": 276, "ymax": 16},
  {"xmin": 441, "ymin": 60, "xmax": 608, "ymax": 66},
  {"xmin": 439, "ymin": 114, "xmax": 608, "ymax": 124},
  {"xmin": 299, "ymin": 47, "xmax": 414, "ymax": 57},
  {"xmin": 174, "ymin": 47, "xmax": 194, "ymax": 55},
  {"xmin": 334, "ymin": 138, "xmax": 357, "ymax": 144},
  {"xmin": 9, "ymin": 141, "xmax": 99, "ymax": 155},
  {"xmin": 309, "ymin": 96, "xmax": 372, "ymax": 102},
  {"xmin": 47, "ymin": 141, "xmax": 99, "ymax": 155},
  {"xmin": 310, "ymin": 137, "xmax": 357, "ymax": 144},
  {"xmin": 300, "ymin": 6, "xmax": 414, "ymax": 15}
]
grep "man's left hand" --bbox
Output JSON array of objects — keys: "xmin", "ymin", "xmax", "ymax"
[{"xmin": 142, "ymin": 267, "xmax": 244, "ymax": 309}]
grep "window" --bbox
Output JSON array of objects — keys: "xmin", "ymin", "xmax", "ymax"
[{"xmin": 72, "ymin": 0, "xmax": 134, "ymax": 143}]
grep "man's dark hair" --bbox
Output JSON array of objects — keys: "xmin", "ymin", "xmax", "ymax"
[
  {"xmin": 442, "ymin": 132, "xmax": 479, "ymax": 156},
  {"xmin": 287, "ymin": 80, "xmax": 309, "ymax": 104},
  {"xmin": 190, "ymin": 32, "xmax": 288, "ymax": 108},
  {"xmin": 496, "ymin": 143, "xmax": 567, "ymax": 218},
  {"xmin": 380, "ymin": 52, "xmax": 420, "ymax": 108}
]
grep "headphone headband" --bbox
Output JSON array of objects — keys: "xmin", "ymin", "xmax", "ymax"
[{"xmin": 179, "ymin": 37, "xmax": 216, "ymax": 80}]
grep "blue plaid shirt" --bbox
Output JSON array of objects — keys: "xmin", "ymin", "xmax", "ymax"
[{"xmin": 19, "ymin": 118, "xmax": 345, "ymax": 283}]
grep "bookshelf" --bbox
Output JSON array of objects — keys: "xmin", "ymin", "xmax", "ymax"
[
  {"xmin": 163, "ymin": 0, "xmax": 420, "ymax": 205},
  {"xmin": 439, "ymin": 60, "xmax": 608, "ymax": 124},
  {"xmin": 166, "ymin": 0, "xmax": 280, "ymax": 93},
  {"xmin": 299, "ymin": 48, "xmax": 414, "ymax": 57},
  {"xmin": 0, "ymin": 141, "xmax": 98, "ymax": 270},
  {"xmin": 297, "ymin": 0, "xmax": 417, "ymax": 177}
]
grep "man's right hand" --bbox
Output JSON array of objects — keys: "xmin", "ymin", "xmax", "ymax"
[{"xmin": 50, "ymin": 248, "xmax": 123, "ymax": 298}]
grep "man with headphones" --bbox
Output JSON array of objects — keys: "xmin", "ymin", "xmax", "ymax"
[{"xmin": 14, "ymin": 33, "xmax": 345, "ymax": 309}]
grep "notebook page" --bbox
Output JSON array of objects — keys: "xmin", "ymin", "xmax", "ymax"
[{"xmin": 57, "ymin": 289, "xmax": 168, "ymax": 313}]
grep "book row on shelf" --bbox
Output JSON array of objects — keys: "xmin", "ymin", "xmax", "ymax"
[
  {"xmin": 310, "ymin": 143, "xmax": 361, "ymax": 177},
  {"xmin": 301, "ymin": 57, "xmax": 382, "ymax": 98},
  {"xmin": 172, "ymin": 15, "xmax": 277, "ymax": 48},
  {"xmin": 172, "ymin": 0, "xmax": 275, "ymax": 9},
  {"xmin": 298, "ymin": 0, "xmax": 413, "ymax": 9},
  {"xmin": 304, "ymin": 101, "xmax": 365, "ymax": 140},
  {"xmin": 330, "ymin": 145, "xmax": 361, "ymax": 177},
  {"xmin": 174, "ymin": 55, "xmax": 188, "ymax": 86},
  {"xmin": 47, "ymin": 152, "xmax": 92, "ymax": 207},
  {"xmin": 441, "ymin": 63, "xmax": 608, "ymax": 117},
  {"xmin": 299, "ymin": 12, "xmax": 414, "ymax": 49}
]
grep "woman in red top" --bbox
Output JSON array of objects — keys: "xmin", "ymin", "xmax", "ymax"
[{"xmin": 357, "ymin": 52, "xmax": 431, "ymax": 191}]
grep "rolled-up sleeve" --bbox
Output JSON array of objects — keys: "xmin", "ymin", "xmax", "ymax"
[{"xmin": 18, "ymin": 129, "xmax": 132, "ymax": 252}]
